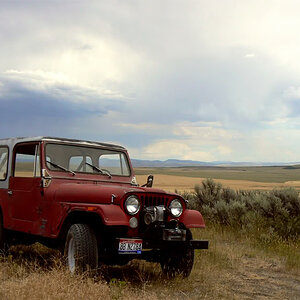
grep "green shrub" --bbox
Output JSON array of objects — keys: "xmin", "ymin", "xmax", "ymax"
[
  {"xmin": 183, "ymin": 179, "xmax": 300, "ymax": 241},
  {"xmin": 194, "ymin": 178, "xmax": 222, "ymax": 208}
]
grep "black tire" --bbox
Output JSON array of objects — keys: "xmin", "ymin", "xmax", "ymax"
[
  {"xmin": 160, "ymin": 230, "xmax": 194, "ymax": 278},
  {"xmin": 64, "ymin": 224, "xmax": 98, "ymax": 274},
  {"xmin": 160, "ymin": 247, "xmax": 194, "ymax": 278}
]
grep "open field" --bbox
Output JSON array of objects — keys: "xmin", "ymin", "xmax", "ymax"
[
  {"xmin": 135, "ymin": 166, "xmax": 300, "ymax": 191},
  {"xmin": 0, "ymin": 227, "xmax": 299, "ymax": 300},
  {"xmin": 0, "ymin": 166, "xmax": 298, "ymax": 299}
]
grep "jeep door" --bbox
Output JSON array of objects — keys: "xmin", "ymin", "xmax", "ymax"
[{"xmin": 8, "ymin": 143, "xmax": 42, "ymax": 233}]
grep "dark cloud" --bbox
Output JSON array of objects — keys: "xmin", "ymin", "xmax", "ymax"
[{"xmin": 0, "ymin": 74, "xmax": 124, "ymax": 138}]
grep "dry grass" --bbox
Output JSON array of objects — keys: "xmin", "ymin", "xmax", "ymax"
[
  {"xmin": 0, "ymin": 255, "xmax": 158, "ymax": 300},
  {"xmin": 0, "ymin": 227, "xmax": 299, "ymax": 300},
  {"xmin": 136, "ymin": 174, "xmax": 300, "ymax": 192},
  {"xmin": 1, "ymin": 171, "xmax": 299, "ymax": 298}
]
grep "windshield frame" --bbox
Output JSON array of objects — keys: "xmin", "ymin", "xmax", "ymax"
[{"xmin": 43, "ymin": 142, "xmax": 132, "ymax": 177}]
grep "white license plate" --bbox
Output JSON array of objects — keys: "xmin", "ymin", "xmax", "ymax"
[{"xmin": 118, "ymin": 238, "xmax": 142, "ymax": 254}]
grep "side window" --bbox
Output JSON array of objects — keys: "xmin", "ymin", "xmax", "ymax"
[
  {"xmin": 69, "ymin": 156, "xmax": 92, "ymax": 172},
  {"xmin": 14, "ymin": 144, "xmax": 40, "ymax": 178},
  {"xmin": 0, "ymin": 147, "xmax": 8, "ymax": 180}
]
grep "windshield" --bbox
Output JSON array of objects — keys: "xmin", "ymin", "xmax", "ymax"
[{"xmin": 45, "ymin": 143, "xmax": 131, "ymax": 176}]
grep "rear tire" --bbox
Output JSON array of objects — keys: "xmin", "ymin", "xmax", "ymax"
[{"xmin": 64, "ymin": 224, "xmax": 98, "ymax": 274}]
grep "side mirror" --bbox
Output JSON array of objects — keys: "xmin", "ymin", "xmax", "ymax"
[{"xmin": 142, "ymin": 175, "xmax": 154, "ymax": 188}]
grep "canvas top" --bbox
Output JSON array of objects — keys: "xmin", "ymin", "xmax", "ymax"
[{"xmin": 0, "ymin": 136, "xmax": 126, "ymax": 150}]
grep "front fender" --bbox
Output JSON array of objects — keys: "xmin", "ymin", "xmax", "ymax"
[
  {"xmin": 180, "ymin": 209, "xmax": 206, "ymax": 228},
  {"xmin": 58, "ymin": 203, "xmax": 129, "ymax": 230},
  {"xmin": 96, "ymin": 205, "xmax": 129, "ymax": 226}
]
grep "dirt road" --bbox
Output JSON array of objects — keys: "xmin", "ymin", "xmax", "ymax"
[{"xmin": 226, "ymin": 256, "xmax": 300, "ymax": 299}]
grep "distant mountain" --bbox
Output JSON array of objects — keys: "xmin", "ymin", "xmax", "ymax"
[
  {"xmin": 131, "ymin": 159, "xmax": 300, "ymax": 168},
  {"xmin": 131, "ymin": 159, "xmax": 207, "ymax": 168}
]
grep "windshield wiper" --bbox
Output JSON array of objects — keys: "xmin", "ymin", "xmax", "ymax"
[
  {"xmin": 85, "ymin": 162, "xmax": 112, "ymax": 178},
  {"xmin": 47, "ymin": 161, "xmax": 75, "ymax": 176}
]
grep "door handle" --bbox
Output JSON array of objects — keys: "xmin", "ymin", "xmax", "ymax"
[{"xmin": 7, "ymin": 190, "xmax": 12, "ymax": 196}]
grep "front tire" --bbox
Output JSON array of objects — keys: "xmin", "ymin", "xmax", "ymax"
[
  {"xmin": 64, "ymin": 224, "xmax": 98, "ymax": 274},
  {"xmin": 160, "ymin": 230, "xmax": 194, "ymax": 278},
  {"xmin": 160, "ymin": 247, "xmax": 194, "ymax": 278}
]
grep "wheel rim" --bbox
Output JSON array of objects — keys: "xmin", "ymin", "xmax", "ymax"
[{"xmin": 68, "ymin": 237, "xmax": 76, "ymax": 273}]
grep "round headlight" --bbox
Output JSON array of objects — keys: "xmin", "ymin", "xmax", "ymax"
[
  {"xmin": 125, "ymin": 195, "xmax": 140, "ymax": 215},
  {"xmin": 169, "ymin": 199, "xmax": 183, "ymax": 217}
]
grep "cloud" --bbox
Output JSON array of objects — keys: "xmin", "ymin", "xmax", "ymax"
[
  {"xmin": 127, "ymin": 51, "xmax": 292, "ymax": 132},
  {"xmin": 0, "ymin": 2, "xmax": 294, "ymax": 130},
  {"xmin": 125, "ymin": 121, "xmax": 239, "ymax": 161},
  {"xmin": 127, "ymin": 121, "xmax": 300, "ymax": 162},
  {"xmin": 0, "ymin": 70, "xmax": 126, "ymax": 137},
  {"xmin": 173, "ymin": 121, "xmax": 240, "ymax": 140},
  {"xmin": 1, "ymin": 1, "xmax": 300, "ymax": 162},
  {"xmin": 133, "ymin": 139, "xmax": 214, "ymax": 161}
]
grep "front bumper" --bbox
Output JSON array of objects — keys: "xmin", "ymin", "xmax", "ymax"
[
  {"xmin": 190, "ymin": 239, "xmax": 209, "ymax": 249},
  {"xmin": 113, "ymin": 236, "xmax": 208, "ymax": 264},
  {"xmin": 116, "ymin": 228, "xmax": 209, "ymax": 255},
  {"xmin": 101, "ymin": 223, "xmax": 209, "ymax": 265},
  {"xmin": 161, "ymin": 228, "xmax": 208, "ymax": 249}
]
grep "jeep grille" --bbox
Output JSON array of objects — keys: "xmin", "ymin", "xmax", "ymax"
[{"xmin": 140, "ymin": 195, "xmax": 169, "ymax": 208}]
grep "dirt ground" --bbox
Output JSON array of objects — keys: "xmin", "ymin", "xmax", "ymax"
[
  {"xmin": 187, "ymin": 230, "xmax": 300, "ymax": 300},
  {"xmin": 227, "ymin": 256, "xmax": 300, "ymax": 299},
  {"xmin": 136, "ymin": 174, "xmax": 300, "ymax": 192}
]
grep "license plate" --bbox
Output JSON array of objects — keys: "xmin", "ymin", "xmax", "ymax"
[{"xmin": 118, "ymin": 238, "xmax": 142, "ymax": 254}]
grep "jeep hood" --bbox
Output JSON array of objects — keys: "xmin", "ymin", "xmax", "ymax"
[{"xmin": 54, "ymin": 182, "xmax": 176, "ymax": 205}]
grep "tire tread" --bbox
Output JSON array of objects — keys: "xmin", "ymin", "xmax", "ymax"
[{"xmin": 65, "ymin": 223, "xmax": 98, "ymax": 273}]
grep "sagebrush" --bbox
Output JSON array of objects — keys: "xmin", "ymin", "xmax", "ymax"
[{"xmin": 184, "ymin": 178, "xmax": 300, "ymax": 241}]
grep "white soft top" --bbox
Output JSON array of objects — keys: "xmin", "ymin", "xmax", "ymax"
[
  {"xmin": 0, "ymin": 136, "xmax": 125, "ymax": 150},
  {"xmin": 0, "ymin": 137, "xmax": 126, "ymax": 189}
]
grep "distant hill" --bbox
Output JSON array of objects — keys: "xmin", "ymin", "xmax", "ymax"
[
  {"xmin": 131, "ymin": 159, "xmax": 300, "ymax": 168},
  {"xmin": 131, "ymin": 159, "xmax": 208, "ymax": 168}
]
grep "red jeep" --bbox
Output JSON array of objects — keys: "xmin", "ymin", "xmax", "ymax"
[{"xmin": 0, "ymin": 137, "xmax": 208, "ymax": 277}]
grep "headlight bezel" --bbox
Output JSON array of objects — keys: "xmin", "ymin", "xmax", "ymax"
[
  {"xmin": 169, "ymin": 198, "xmax": 183, "ymax": 218},
  {"xmin": 124, "ymin": 195, "xmax": 141, "ymax": 215}
]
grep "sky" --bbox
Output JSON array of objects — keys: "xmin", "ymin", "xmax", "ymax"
[{"xmin": 1, "ymin": 0, "xmax": 300, "ymax": 162}]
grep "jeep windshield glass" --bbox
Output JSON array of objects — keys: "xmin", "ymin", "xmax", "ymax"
[
  {"xmin": 46, "ymin": 160, "xmax": 75, "ymax": 176},
  {"xmin": 85, "ymin": 162, "xmax": 111, "ymax": 177},
  {"xmin": 45, "ymin": 143, "xmax": 130, "ymax": 176}
]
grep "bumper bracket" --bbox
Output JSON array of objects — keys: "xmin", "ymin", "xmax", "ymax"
[{"xmin": 190, "ymin": 240, "xmax": 209, "ymax": 249}]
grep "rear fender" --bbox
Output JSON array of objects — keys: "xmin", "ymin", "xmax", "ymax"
[{"xmin": 180, "ymin": 209, "xmax": 205, "ymax": 228}]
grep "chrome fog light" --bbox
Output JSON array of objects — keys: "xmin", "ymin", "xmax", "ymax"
[{"xmin": 129, "ymin": 217, "xmax": 138, "ymax": 228}]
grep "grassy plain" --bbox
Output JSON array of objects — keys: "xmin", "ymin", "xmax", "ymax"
[
  {"xmin": 1, "ymin": 166, "xmax": 299, "ymax": 299},
  {"xmin": 135, "ymin": 166, "xmax": 300, "ymax": 192},
  {"xmin": 134, "ymin": 165, "xmax": 300, "ymax": 182},
  {"xmin": 0, "ymin": 227, "xmax": 299, "ymax": 300}
]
